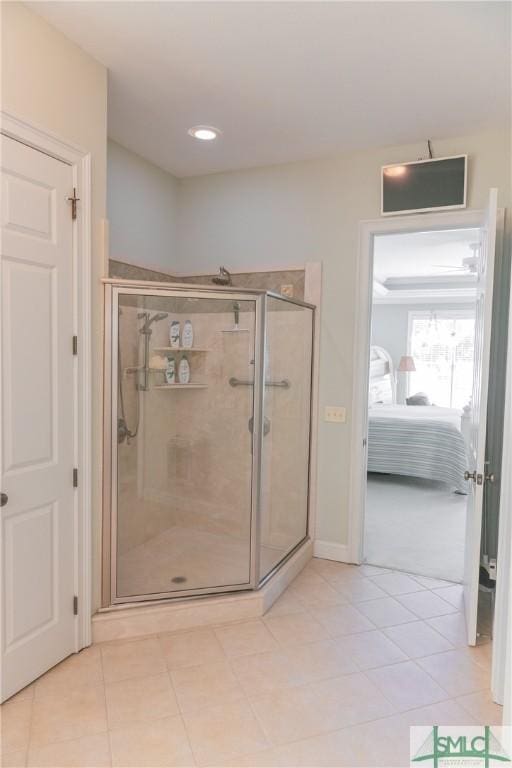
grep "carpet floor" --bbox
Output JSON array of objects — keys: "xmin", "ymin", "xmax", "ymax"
[{"xmin": 365, "ymin": 473, "xmax": 467, "ymax": 583}]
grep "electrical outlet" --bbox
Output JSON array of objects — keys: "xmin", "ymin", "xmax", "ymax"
[
  {"xmin": 325, "ymin": 406, "xmax": 346, "ymax": 423},
  {"xmin": 280, "ymin": 284, "xmax": 294, "ymax": 297}
]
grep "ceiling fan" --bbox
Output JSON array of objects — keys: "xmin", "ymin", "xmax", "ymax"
[{"xmin": 433, "ymin": 243, "xmax": 480, "ymax": 274}]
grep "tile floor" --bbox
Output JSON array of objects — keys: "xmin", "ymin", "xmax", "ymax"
[{"xmin": 1, "ymin": 559, "xmax": 501, "ymax": 768}]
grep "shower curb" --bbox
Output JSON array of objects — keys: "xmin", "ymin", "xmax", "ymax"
[{"xmin": 92, "ymin": 539, "xmax": 313, "ymax": 644}]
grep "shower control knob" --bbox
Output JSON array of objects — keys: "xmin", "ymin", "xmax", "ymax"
[{"xmin": 0, "ymin": 492, "xmax": 8, "ymax": 507}]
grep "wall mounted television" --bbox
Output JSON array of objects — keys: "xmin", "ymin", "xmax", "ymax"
[{"xmin": 381, "ymin": 155, "xmax": 467, "ymax": 216}]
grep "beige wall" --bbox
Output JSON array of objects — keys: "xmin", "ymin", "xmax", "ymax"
[
  {"xmin": 176, "ymin": 129, "xmax": 512, "ymax": 548},
  {"xmin": 108, "ymin": 140, "xmax": 179, "ymax": 270},
  {"xmin": 1, "ymin": 3, "xmax": 108, "ymax": 609}
]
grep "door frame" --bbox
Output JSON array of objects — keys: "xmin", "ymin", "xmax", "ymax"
[
  {"xmin": 1, "ymin": 110, "xmax": 93, "ymax": 648},
  {"xmin": 347, "ymin": 206, "xmax": 495, "ymax": 565}
]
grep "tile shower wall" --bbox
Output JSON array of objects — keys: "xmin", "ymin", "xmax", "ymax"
[{"xmin": 109, "ymin": 260, "xmax": 305, "ymax": 300}]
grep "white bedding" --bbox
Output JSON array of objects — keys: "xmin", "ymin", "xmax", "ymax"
[{"xmin": 367, "ymin": 404, "xmax": 468, "ymax": 493}]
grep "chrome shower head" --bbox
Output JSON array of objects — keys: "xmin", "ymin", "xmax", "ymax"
[
  {"xmin": 212, "ymin": 266, "xmax": 232, "ymax": 286},
  {"xmin": 138, "ymin": 311, "xmax": 168, "ymax": 334}
]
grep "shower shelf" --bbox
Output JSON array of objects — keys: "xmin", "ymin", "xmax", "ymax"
[
  {"xmin": 153, "ymin": 383, "xmax": 208, "ymax": 390},
  {"xmin": 153, "ymin": 347, "xmax": 210, "ymax": 353}
]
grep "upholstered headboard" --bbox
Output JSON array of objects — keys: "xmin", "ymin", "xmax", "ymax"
[{"xmin": 369, "ymin": 345, "xmax": 396, "ymax": 405}]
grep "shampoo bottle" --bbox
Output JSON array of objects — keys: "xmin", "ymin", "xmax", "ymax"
[
  {"xmin": 178, "ymin": 356, "xmax": 190, "ymax": 385},
  {"xmin": 169, "ymin": 320, "xmax": 180, "ymax": 348},
  {"xmin": 165, "ymin": 356, "xmax": 176, "ymax": 384}
]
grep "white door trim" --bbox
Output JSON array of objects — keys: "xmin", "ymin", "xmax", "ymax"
[
  {"xmin": 347, "ymin": 207, "xmax": 489, "ymax": 564},
  {"xmin": 1, "ymin": 110, "xmax": 92, "ymax": 648}
]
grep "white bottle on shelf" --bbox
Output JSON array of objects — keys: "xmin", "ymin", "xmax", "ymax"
[
  {"xmin": 169, "ymin": 320, "xmax": 180, "ymax": 348},
  {"xmin": 165, "ymin": 357, "xmax": 176, "ymax": 384},
  {"xmin": 178, "ymin": 356, "xmax": 190, "ymax": 384},
  {"xmin": 182, "ymin": 320, "xmax": 194, "ymax": 348}
]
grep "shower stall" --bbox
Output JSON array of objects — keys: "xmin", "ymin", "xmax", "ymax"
[{"xmin": 102, "ymin": 280, "xmax": 315, "ymax": 606}]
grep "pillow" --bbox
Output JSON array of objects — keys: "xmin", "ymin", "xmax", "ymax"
[{"xmin": 406, "ymin": 392, "xmax": 431, "ymax": 406}]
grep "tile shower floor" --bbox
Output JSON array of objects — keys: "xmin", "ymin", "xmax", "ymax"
[
  {"xmin": 117, "ymin": 526, "xmax": 282, "ymax": 597},
  {"xmin": 2, "ymin": 560, "xmax": 500, "ymax": 768}
]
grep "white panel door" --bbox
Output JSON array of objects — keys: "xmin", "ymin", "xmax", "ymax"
[
  {"xmin": 463, "ymin": 188, "xmax": 498, "ymax": 646},
  {"xmin": 1, "ymin": 135, "xmax": 76, "ymax": 700}
]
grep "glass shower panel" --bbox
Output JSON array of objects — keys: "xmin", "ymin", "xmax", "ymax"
[
  {"xmin": 259, "ymin": 296, "xmax": 313, "ymax": 581},
  {"xmin": 115, "ymin": 291, "xmax": 256, "ymax": 599}
]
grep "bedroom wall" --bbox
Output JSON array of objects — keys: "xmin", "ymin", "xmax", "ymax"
[
  {"xmin": 107, "ymin": 139, "xmax": 179, "ymax": 271},
  {"xmin": 371, "ymin": 301, "xmax": 476, "ymax": 372},
  {"xmin": 175, "ymin": 128, "xmax": 511, "ymax": 553}
]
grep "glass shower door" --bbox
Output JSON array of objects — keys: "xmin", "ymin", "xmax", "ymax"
[
  {"xmin": 259, "ymin": 295, "xmax": 314, "ymax": 580},
  {"xmin": 113, "ymin": 289, "xmax": 257, "ymax": 601}
]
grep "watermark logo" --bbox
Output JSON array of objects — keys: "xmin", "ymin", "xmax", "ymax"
[{"xmin": 410, "ymin": 726, "xmax": 511, "ymax": 767}]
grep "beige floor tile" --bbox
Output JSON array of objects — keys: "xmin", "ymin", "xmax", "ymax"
[
  {"xmin": 417, "ymin": 649, "xmax": 490, "ymax": 697},
  {"xmin": 309, "ymin": 672, "xmax": 396, "ymax": 729},
  {"xmin": 101, "ymin": 637, "xmax": 166, "ymax": 683},
  {"xmin": 427, "ymin": 612, "xmax": 468, "ymax": 646},
  {"xmin": 214, "ymin": 620, "xmax": 278, "ymax": 658},
  {"xmin": 34, "ymin": 647, "xmax": 103, "ymax": 699},
  {"xmin": 339, "ymin": 714, "xmax": 411, "ymax": 767},
  {"xmin": 210, "ymin": 728, "xmax": 359, "ymax": 767},
  {"xmin": 355, "ymin": 596, "xmax": 417, "ymax": 628},
  {"xmin": 159, "ymin": 629, "xmax": 225, "ymax": 671},
  {"xmin": 1, "ymin": 751, "xmax": 27, "ymax": 768},
  {"xmin": 105, "ymin": 673, "xmax": 178, "ymax": 727},
  {"xmin": 309, "ymin": 558, "xmax": 356, "ymax": 576},
  {"xmin": 333, "ymin": 630, "xmax": 407, "ymax": 670},
  {"xmin": 264, "ymin": 590, "xmax": 305, "ymax": 618},
  {"xmin": 283, "ymin": 638, "xmax": 358, "ymax": 683},
  {"xmin": 366, "ymin": 660, "xmax": 449, "ymax": 711},
  {"xmin": 27, "ymin": 733, "xmax": 111, "ymax": 767},
  {"xmin": 463, "ymin": 640, "xmax": 493, "ymax": 670},
  {"xmin": 30, "ymin": 684, "xmax": 107, "ymax": 747},
  {"xmin": 335, "ymin": 577, "xmax": 388, "ymax": 603},
  {"xmin": 171, "ymin": 660, "xmax": 244, "ymax": 713},
  {"xmin": 432, "ymin": 584, "xmax": 465, "ymax": 610},
  {"xmin": 249, "ymin": 684, "xmax": 334, "ymax": 745},
  {"xmin": 320, "ymin": 571, "xmax": 370, "ymax": 595},
  {"xmin": 0, "ymin": 696, "xmax": 32, "ymax": 753},
  {"xmin": 358, "ymin": 564, "xmax": 392, "ymax": 577},
  {"xmin": 289, "ymin": 573, "xmax": 348, "ymax": 607},
  {"xmin": 182, "ymin": 699, "xmax": 269, "ymax": 765},
  {"xmin": 396, "ymin": 590, "xmax": 457, "ymax": 619},
  {"xmin": 264, "ymin": 610, "xmax": 329, "ymax": 647},
  {"xmin": 309, "ymin": 603, "xmax": 376, "ymax": 637},
  {"xmin": 345, "ymin": 700, "xmax": 479, "ymax": 768},
  {"xmin": 456, "ymin": 690, "xmax": 503, "ymax": 725},
  {"xmin": 383, "ymin": 621, "xmax": 454, "ymax": 658},
  {"xmin": 230, "ymin": 649, "xmax": 301, "ymax": 696},
  {"xmin": 369, "ymin": 572, "xmax": 426, "ymax": 596},
  {"xmin": 109, "ymin": 714, "xmax": 194, "ymax": 767}
]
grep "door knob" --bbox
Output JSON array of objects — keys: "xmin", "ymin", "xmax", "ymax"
[
  {"xmin": 464, "ymin": 470, "xmax": 476, "ymax": 481},
  {"xmin": 485, "ymin": 472, "xmax": 496, "ymax": 483},
  {"xmin": 0, "ymin": 492, "xmax": 8, "ymax": 507}
]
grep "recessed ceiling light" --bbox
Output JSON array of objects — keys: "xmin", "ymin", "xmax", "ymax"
[{"xmin": 188, "ymin": 125, "xmax": 221, "ymax": 141}]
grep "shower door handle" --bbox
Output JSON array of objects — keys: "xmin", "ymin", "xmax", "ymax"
[
  {"xmin": 0, "ymin": 492, "xmax": 8, "ymax": 507},
  {"xmin": 248, "ymin": 416, "xmax": 271, "ymax": 436}
]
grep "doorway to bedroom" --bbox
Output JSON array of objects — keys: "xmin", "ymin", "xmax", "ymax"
[{"xmin": 364, "ymin": 227, "xmax": 480, "ymax": 584}]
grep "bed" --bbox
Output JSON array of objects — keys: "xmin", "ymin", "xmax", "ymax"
[{"xmin": 367, "ymin": 346, "xmax": 469, "ymax": 493}]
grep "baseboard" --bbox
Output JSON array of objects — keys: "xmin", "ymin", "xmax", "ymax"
[{"xmin": 313, "ymin": 539, "xmax": 352, "ymax": 563}]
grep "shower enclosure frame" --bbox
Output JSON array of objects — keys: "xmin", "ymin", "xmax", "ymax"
[{"xmin": 102, "ymin": 279, "xmax": 315, "ymax": 608}]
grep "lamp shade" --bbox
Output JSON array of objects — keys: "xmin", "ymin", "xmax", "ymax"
[{"xmin": 398, "ymin": 355, "xmax": 416, "ymax": 372}]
